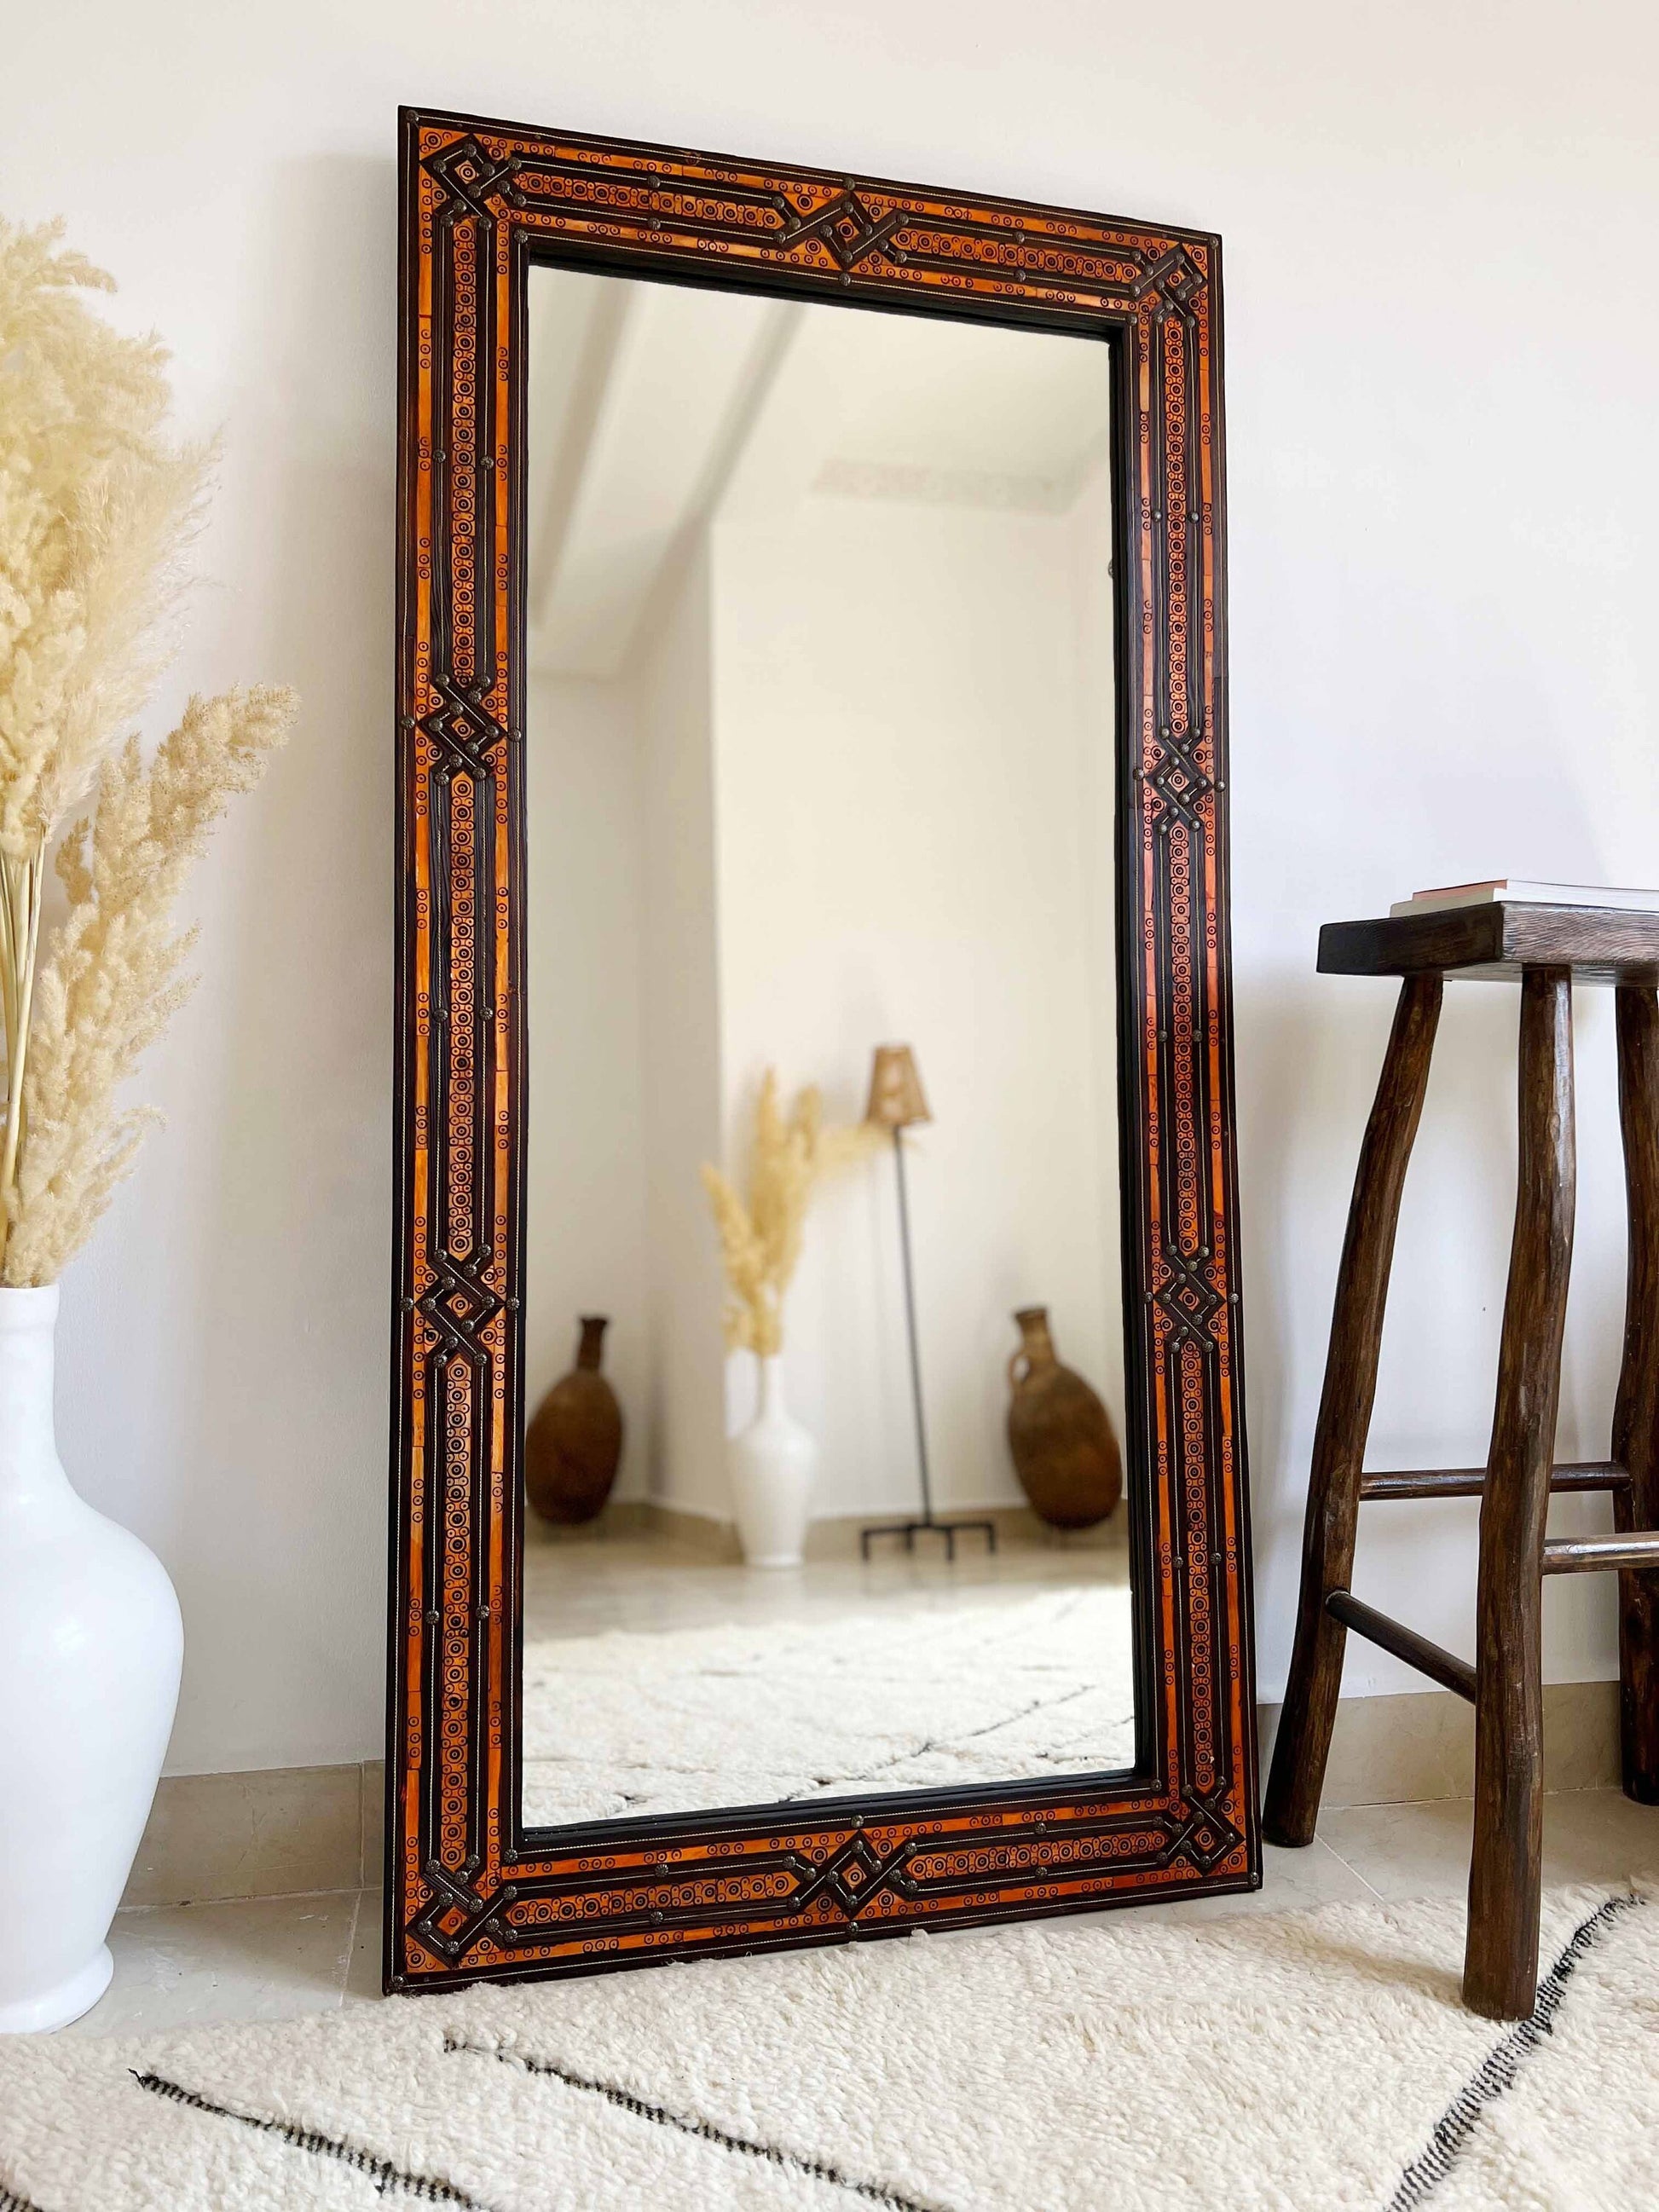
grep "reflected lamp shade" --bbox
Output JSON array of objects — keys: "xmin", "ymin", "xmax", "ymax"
[{"xmin": 865, "ymin": 1045, "xmax": 931, "ymax": 1131}]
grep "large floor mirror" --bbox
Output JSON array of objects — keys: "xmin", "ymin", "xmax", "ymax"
[
  {"xmin": 389, "ymin": 112, "xmax": 1256, "ymax": 1994},
  {"xmin": 520, "ymin": 268, "xmax": 1133, "ymax": 1830}
]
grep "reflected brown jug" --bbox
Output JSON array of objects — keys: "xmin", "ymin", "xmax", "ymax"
[
  {"xmin": 525, "ymin": 1316, "xmax": 624, "ymax": 1524},
  {"xmin": 1005, "ymin": 1307, "xmax": 1122, "ymax": 1529}
]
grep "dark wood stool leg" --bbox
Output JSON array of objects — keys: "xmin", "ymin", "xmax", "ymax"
[
  {"xmin": 1613, "ymin": 985, "xmax": 1659, "ymax": 1803},
  {"xmin": 1465, "ymin": 967, "xmax": 1575, "ymax": 2020},
  {"xmin": 1263, "ymin": 973, "xmax": 1442, "ymax": 1846}
]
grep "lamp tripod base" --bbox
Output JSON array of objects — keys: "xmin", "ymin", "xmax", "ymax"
[{"xmin": 858, "ymin": 1516, "xmax": 997, "ymax": 1562}]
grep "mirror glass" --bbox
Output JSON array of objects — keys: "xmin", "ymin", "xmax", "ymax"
[{"xmin": 520, "ymin": 263, "xmax": 1134, "ymax": 1832}]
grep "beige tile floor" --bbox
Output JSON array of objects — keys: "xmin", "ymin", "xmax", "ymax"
[{"xmin": 60, "ymin": 1786, "xmax": 1658, "ymax": 2037}]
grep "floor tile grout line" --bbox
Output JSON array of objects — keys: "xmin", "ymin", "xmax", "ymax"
[
  {"xmin": 338, "ymin": 1890, "xmax": 363, "ymax": 2008},
  {"xmin": 1320, "ymin": 1785, "xmax": 1627, "ymax": 1816},
  {"xmin": 117, "ymin": 1885, "xmax": 369, "ymax": 1918},
  {"xmin": 1308, "ymin": 1834, "xmax": 1389, "ymax": 1902}
]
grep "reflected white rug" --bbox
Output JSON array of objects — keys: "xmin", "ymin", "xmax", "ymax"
[
  {"xmin": 2, "ymin": 1885, "xmax": 1654, "ymax": 2210},
  {"xmin": 521, "ymin": 1585, "xmax": 1136, "ymax": 1826}
]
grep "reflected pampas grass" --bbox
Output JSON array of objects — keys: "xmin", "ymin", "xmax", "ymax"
[
  {"xmin": 0, "ymin": 217, "xmax": 294, "ymax": 1282},
  {"xmin": 700, "ymin": 1070, "xmax": 878, "ymax": 1356}
]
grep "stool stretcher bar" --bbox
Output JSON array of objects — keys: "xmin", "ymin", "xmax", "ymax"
[
  {"xmin": 1359, "ymin": 1461, "xmax": 1628, "ymax": 1502},
  {"xmin": 1324, "ymin": 1588, "xmax": 1477, "ymax": 1701},
  {"xmin": 1540, "ymin": 1533, "xmax": 1659, "ymax": 1575}
]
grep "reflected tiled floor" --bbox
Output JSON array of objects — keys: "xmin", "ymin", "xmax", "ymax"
[
  {"xmin": 57, "ymin": 1786, "xmax": 1659, "ymax": 2038},
  {"xmin": 521, "ymin": 1530, "xmax": 1130, "ymax": 1641}
]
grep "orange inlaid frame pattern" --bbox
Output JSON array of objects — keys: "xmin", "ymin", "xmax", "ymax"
[{"xmin": 388, "ymin": 106, "xmax": 1257, "ymax": 1993}]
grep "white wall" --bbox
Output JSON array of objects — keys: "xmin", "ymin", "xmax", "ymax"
[
  {"xmin": 4, "ymin": 0, "xmax": 1654, "ymax": 1769},
  {"xmin": 714, "ymin": 488, "xmax": 1121, "ymax": 1513}
]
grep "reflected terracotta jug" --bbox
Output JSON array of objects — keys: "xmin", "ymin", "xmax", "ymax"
[
  {"xmin": 1005, "ymin": 1307, "xmax": 1122, "ymax": 1529},
  {"xmin": 525, "ymin": 1316, "xmax": 624, "ymax": 1525}
]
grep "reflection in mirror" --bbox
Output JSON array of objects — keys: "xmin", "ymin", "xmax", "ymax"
[{"xmin": 520, "ymin": 265, "xmax": 1131, "ymax": 1831}]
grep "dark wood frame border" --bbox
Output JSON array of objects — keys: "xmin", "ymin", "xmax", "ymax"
[{"xmin": 387, "ymin": 105, "xmax": 1257, "ymax": 1994}]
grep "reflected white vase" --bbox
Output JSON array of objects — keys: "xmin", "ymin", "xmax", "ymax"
[
  {"xmin": 728, "ymin": 1354, "xmax": 816, "ymax": 1568},
  {"xmin": 0, "ymin": 1284, "xmax": 182, "ymax": 2034}
]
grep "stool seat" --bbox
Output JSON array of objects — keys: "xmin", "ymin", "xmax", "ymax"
[
  {"xmin": 1262, "ymin": 924, "xmax": 1659, "ymax": 2022},
  {"xmin": 1320, "ymin": 899, "xmax": 1659, "ymax": 985}
]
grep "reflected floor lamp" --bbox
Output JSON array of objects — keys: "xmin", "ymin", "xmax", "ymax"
[{"xmin": 859, "ymin": 1045, "xmax": 997, "ymax": 1562}]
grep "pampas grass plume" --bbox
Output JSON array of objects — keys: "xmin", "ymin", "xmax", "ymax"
[
  {"xmin": 0, "ymin": 216, "xmax": 294, "ymax": 1282},
  {"xmin": 701, "ymin": 1071, "xmax": 879, "ymax": 1355}
]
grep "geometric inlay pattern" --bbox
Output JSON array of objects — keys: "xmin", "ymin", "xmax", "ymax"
[{"xmin": 389, "ymin": 107, "xmax": 1258, "ymax": 1992}]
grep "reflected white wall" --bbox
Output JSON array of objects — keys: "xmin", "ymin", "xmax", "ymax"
[
  {"xmin": 522, "ymin": 675, "xmax": 650, "ymax": 1501},
  {"xmin": 525, "ymin": 278, "xmax": 1122, "ymax": 1527},
  {"xmin": 635, "ymin": 548, "xmax": 730, "ymax": 1517},
  {"xmin": 713, "ymin": 484, "xmax": 1121, "ymax": 1514},
  {"xmin": 527, "ymin": 478, "xmax": 1122, "ymax": 1522}
]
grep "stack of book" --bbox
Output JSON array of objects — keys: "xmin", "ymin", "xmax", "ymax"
[{"xmin": 1389, "ymin": 880, "xmax": 1659, "ymax": 918}]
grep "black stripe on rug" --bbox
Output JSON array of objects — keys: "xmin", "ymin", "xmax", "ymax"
[
  {"xmin": 131, "ymin": 2071, "xmax": 496, "ymax": 2209},
  {"xmin": 443, "ymin": 2034, "xmax": 946, "ymax": 2212},
  {"xmin": 1386, "ymin": 1889, "xmax": 1646, "ymax": 2209},
  {"xmin": 0, "ymin": 2183, "xmax": 48, "ymax": 2212}
]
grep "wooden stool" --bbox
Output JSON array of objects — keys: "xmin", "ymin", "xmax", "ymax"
[{"xmin": 1262, "ymin": 901, "xmax": 1659, "ymax": 2019}]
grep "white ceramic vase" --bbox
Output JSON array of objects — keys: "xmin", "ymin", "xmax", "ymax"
[
  {"xmin": 0, "ymin": 1284, "xmax": 182, "ymax": 2034},
  {"xmin": 727, "ymin": 1354, "xmax": 817, "ymax": 1568}
]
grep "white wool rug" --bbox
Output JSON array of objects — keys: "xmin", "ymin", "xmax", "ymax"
[
  {"xmin": 522, "ymin": 1585, "xmax": 1136, "ymax": 1825},
  {"xmin": 2, "ymin": 1884, "xmax": 1655, "ymax": 2210}
]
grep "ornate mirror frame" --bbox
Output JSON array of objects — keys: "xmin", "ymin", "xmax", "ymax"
[{"xmin": 387, "ymin": 105, "xmax": 1257, "ymax": 1994}]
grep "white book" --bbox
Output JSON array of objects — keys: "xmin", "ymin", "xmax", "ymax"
[{"xmin": 1389, "ymin": 879, "xmax": 1659, "ymax": 919}]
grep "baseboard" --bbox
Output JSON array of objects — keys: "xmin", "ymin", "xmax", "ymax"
[
  {"xmin": 526, "ymin": 1498, "xmax": 739, "ymax": 1558},
  {"xmin": 1256, "ymin": 1679, "xmax": 1621, "ymax": 1809},
  {"xmin": 122, "ymin": 1760, "xmax": 385, "ymax": 1909},
  {"xmin": 122, "ymin": 1683, "xmax": 1622, "ymax": 1909},
  {"xmin": 526, "ymin": 1496, "xmax": 1124, "ymax": 1562},
  {"xmin": 804, "ymin": 1504, "xmax": 1125, "ymax": 1560}
]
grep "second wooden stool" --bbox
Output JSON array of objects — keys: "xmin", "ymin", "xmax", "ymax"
[{"xmin": 1263, "ymin": 898, "xmax": 1659, "ymax": 2020}]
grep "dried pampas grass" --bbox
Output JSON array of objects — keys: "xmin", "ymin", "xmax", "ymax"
[
  {"xmin": 0, "ymin": 218, "xmax": 209, "ymax": 858},
  {"xmin": 0, "ymin": 216, "xmax": 295, "ymax": 1283},
  {"xmin": 4, "ymin": 690, "xmax": 293, "ymax": 1284},
  {"xmin": 701, "ymin": 1071, "xmax": 878, "ymax": 1356}
]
